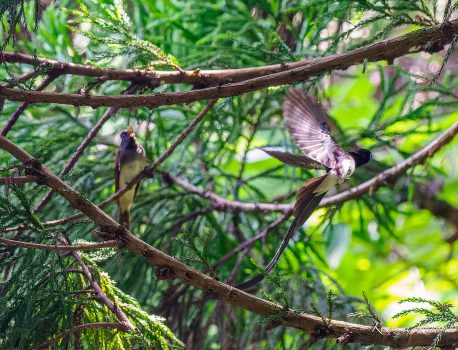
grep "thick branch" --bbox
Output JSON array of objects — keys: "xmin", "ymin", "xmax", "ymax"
[
  {"xmin": 0, "ymin": 19, "xmax": 456, "ymax": 88},
  {"xmin": 2, "ymin": 19, "xmax": 458, "ymax": 108},
  {"xmin": 1, "ymin": 137, "xmax": 458, "ymax": 348},
  {"xmin": 0, "ymin": 237, "xmax": 119, "ymax": 251},
  {"xmin": 7, "ymin": 117, "xmax": 458, "ymax": 233},
  {"xmin": 0, "ymin": 51, "xmax": 310, "ymax": 86}
]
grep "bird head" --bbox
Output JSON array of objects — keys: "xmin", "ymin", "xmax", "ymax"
[
  {"xmin": 120, "ymin": 125, "xmax": 136, "ymax": 143},
  {"xmin": 350, "ymin": 149, "xmax": 372, "ymax": 167},
  {"xmin": 339, "ymin": 157, "xmax": 356, "ymax": 179}
]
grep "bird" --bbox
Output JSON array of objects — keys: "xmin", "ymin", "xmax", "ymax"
[
  {"xmin": 115, "ymin": 125, "xmax": 147, "ymax": 230},
  {"xmin": 238, "ymin": 88, "xmax": 372, "ymax": 291}
]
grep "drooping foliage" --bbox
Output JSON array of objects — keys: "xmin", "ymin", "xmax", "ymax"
[{"xmin": 1, "ymin": 0, "xmax": 458, "ymax": 349}]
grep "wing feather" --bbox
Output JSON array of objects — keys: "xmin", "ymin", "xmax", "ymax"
[
  {"xmin": 115, "ymin": 149, "xmax": 121, "ymax": 191},
  {"xmin": 262, "ymin": 148, "xmax": 326, "ymax": 170},
  {"xmin": 283, "ymin": 88, "xmax": 347, "ymax": 169}
]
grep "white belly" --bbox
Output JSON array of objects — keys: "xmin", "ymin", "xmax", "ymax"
[
  {"xmin": 118, "ymin": 159, "xmax": 146, "ymax": 212},
  {"xmin": 314, "ymin": 173, "xmax": 340, "ymax": 194}
]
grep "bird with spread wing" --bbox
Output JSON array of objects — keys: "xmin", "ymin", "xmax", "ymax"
[{"xmin": 238, "ymin": 88, "xmax": 372, "ymax": 291}]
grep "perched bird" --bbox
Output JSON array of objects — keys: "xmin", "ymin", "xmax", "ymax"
[
  {"xmin": 238, "ymin": 88, "xmax": 372, "ymax": 291},
  {"xmin": 115, "ymin": 125, "xmax": 147, "ymax": 230}
]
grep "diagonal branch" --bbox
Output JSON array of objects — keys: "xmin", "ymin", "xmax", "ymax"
[
  {"xmin": 1, "ymin": 134, "xmax": 458, "ymax": 348},
  {"xmin": 212, "ymin": 212, "xmax": 291, "ymax": 269},
  {"xmin": 15, "ymin": 116, "xmax": 458, "ymax": 231},
  {"xmin": 1, "ymin": 74, "xmax": 58, "ymax": 137},
  {"xmin": 69, "ymin": 244, "xmax": 136, "ymax": 332},
  {"xmin": 146, "ymin": 99, "xmax": 217, "ymax": 172},
  {"xmin": 1, "ymin": 18, "xmax": 457, "ymax": 88}
]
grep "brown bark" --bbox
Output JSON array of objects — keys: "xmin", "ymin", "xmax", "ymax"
[
  {"xmin": 2, "ymin": 134, "xmax": 458, "ymax": 348},
  {"xmin": 1, "ymin": 19, "xmax": 458, "ymax": 108}
]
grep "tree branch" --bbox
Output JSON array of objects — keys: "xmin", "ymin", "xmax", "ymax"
[
  {"xmin": 6, "ymin": 116, "xmax": 458, "ymax": 234},
  {"xmin": 1, "ymin": 74, "xmax": 58, "ymax": 137},
  {"xmin": 0, "ymin": 237, "xmax": 119, "ymax": 251},
  {"xmin": 31, "ymin": 322, "xmax": 127, "ymax": 350},
  {"xmin": 212, "ymin": 212, "xmax": 291, "ymax": 269},
  {"xmin": 0, "ymin": 18, "xmax": 456, "ymax": 88},
  {"xmin": 1, "ymin": 19, "xmax": 458, "ymax": 108},
  {"xmin": 146, "ymin": 99, "xmax": 217, "ymax": 172},
  {"xmin": 165, "ymin": 118, "xmax": 458, "ymax": 212},
  {"xmin": 1, "ymin": 136, "xmax": 458, "ymax": 348},
  {"xmin": 69, "ymin": 244, "xmax": 136, "ymax": 332},
  {"xmin": 0, "ymin": 50, "xmax": 311, "ymax": 86}
]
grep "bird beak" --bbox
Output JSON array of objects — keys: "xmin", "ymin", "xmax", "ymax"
[{"xmin": 127, "ymin": 125, "xmax": 135, "ymax": 138}]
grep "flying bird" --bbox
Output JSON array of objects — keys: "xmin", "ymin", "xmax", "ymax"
[
  {"xmin": 238, "ymin": 88, "xmax": 372, "ymax": 291},
  {"xmin": 115, "ymin": 125, "xmax": 147, "ymax": 230}
]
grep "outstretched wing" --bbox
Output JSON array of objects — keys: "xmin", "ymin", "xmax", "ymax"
[
  {"xmin": 283, "ymin": 88, "xmax": 347, "ymax": 169},
  {"xmin": 262, "ymin": 148, "xmax": 326, "ymax": 170}
]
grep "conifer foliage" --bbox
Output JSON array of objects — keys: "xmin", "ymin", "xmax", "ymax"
[{"xmin": 1, "ymin": 0, "xmax": 458, "ymax": 349}]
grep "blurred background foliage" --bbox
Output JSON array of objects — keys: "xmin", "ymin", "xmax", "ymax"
[{"xmin": 1, "ymin": 0, "xmax": 458, "ymax": 349}]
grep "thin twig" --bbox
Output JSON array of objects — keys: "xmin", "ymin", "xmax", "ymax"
[
  {"xmin": 1, "ymin": 74, "xmax": 58, "ymax": 137},
  {"xmin": 30, "ymin": 322, "xmax": 127, "ymax": 350},
  {"xmin": 2, "ymin": 135, "xmax": 458, "ymax": 347},
  {"xmin": 146, "ymin": 99, "xmax": 217, "ymax": 172},
  {"xmin": 213, "ymin": 212, "xmax": 291, "ymax": 268},
  {"xmin": 170, "ymin": 208, "xmax": 212, "ymax": 235},
  {"xmin": 0, "ymin": 175, "xmax": 40, "ymax": 185},
  {"xmin": 68, "ymin": 241, "xmax": 136, "ymax": 332},
  {"xmin": 0, "ymin": 237, "xmax": 119, "ymax": 251}
]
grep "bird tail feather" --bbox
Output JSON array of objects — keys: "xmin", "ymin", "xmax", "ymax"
[
  {"xmin": 237, "ymin": 175, "xmax": 328, "ymax": 292},
  {"xmin": 119, "ymin": 210, "xmax": 130, "ymax": 230}
]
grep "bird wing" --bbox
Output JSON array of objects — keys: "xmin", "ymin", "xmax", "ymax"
[
  {"xmin": 262, "ymin": 148, "xmax": 326, "ymax": 170},
  {"xmin": 115, "ymin": 149, "xmax": 121, "ymax": 192},
  {"xmin": 283, "ymin": 88, "xmax": 347, "ymax": 169}
]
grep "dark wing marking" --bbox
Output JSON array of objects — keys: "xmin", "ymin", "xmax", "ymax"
[
  {"xmin": 283, "ymin": 88, "xmax": 347, "ymax": 169},
  {"xmin": 115, "ymin": 149, "xmax": 121, "ymax": 192},
  {"xmin": 262, "ymin": 148, "xmax": 326, "ymax": 170},
  {"xmin": 133, "ymin": 145, "xmax": 146, "ymax": 200}
]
